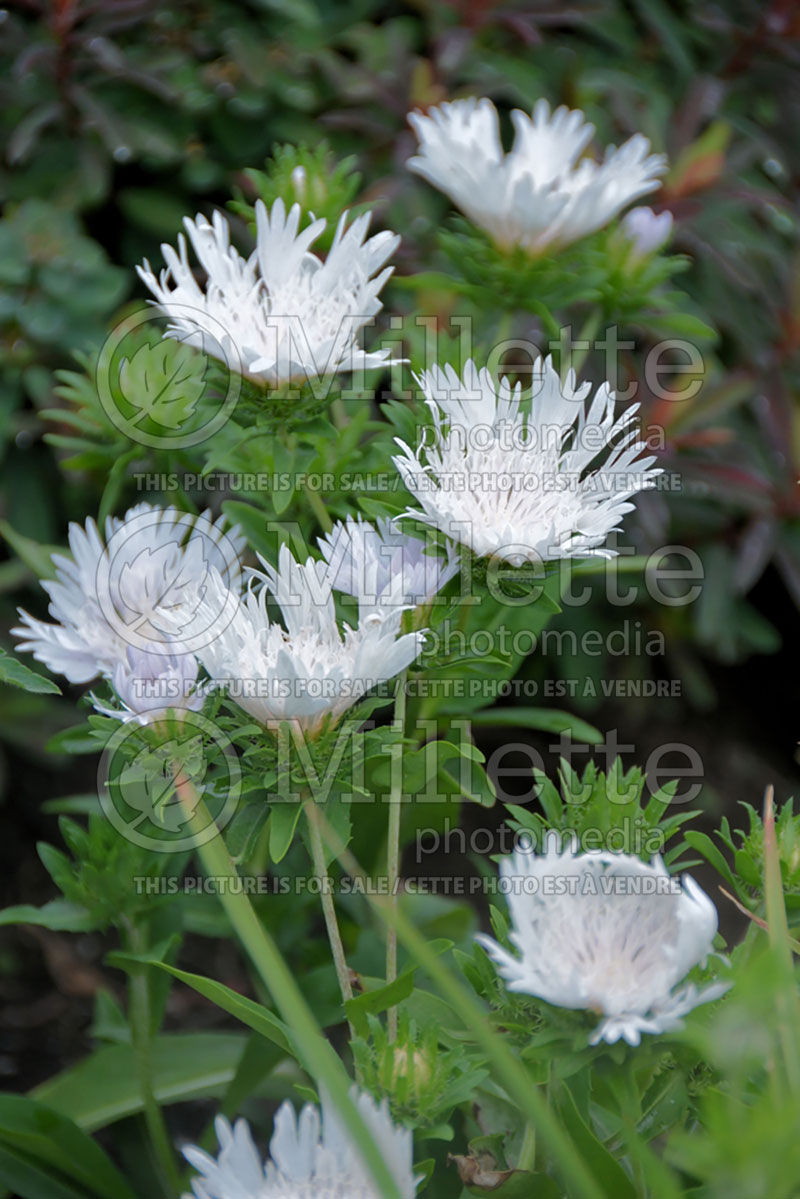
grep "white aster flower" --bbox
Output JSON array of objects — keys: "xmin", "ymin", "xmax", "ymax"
[
  {"xmin": 392, "ymin": 357, "xmax": 660, "ymax": 565},
  {"xmin": 183, "ymin": 1090, "xmax": 418, "ymax": 1199},
  {"xmin": 13, "ymin": 504, "xmax": 244, "ymax": 682},
  {"xmin": 318, "ymin": 515, "xmax": 459, "ymax": 619},
  {"xmin": 137, "ymin": 200, "xmax": 399, "ymax": 387},
  {"xmin": 407, "ymin": 97, "xmax": 667, "ymax": 254},
  {"xmin": 91, "ymin": 646, "xmax": 203, "ymax": 724},
  {"xmin": 195, "ymin": 544, "xmax": 423, "ymax": 735},
  {"xmin": 620, "ymin": 205, "xmax": 673, "ymax": 259},
  {"xmin": 477, "ymin": 833, "xmax": 729, "ymax": 1046}
]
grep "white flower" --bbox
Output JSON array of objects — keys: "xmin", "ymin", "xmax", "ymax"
[
  {"xmin": 392, "ymin": 358, "xmax": 660, "ymax": 565},
  {"xmin": 620, "ymin": 205, "xmax": 673, "ymax": 259},
  {"xmin": 137, "ymin": 200, "xmax": 399, "ymax": 387},
  {"xmin": 13, "ymin": 504, "xmax": 244, "ymax": 683},
  {"xmin": 195, "ymin": 545, "xmax": 423, "ymax": 735},
  {"xmin": 318, "ymin": 516, "xmax": 459, "ymax": 619},
  {"xmin": 183, "ymin": 1090, "xmax": 418, "ymax": 1199},
  {"xmin": 476, "ymin": 834, "xmax": 729, "ymax": 1046},
  {"xmin": 407, "ymin": 97, "xmax": 667, "ymax": 254},
  {"xmin": 91, "ymin": 646, "xmax": 203, "ymax": 724}
]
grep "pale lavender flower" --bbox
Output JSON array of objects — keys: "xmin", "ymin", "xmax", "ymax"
[
  {"xmin": 621, "ymin": 205, "xmax": 673, "ymax": 258},
  {"xmin": 318, "ymin": 516, "xmax": 459, "ymax": 618}
]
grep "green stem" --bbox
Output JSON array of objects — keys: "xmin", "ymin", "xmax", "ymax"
[
  {"xmin": 304, "ymin": 481, "xmax": 333, "ymax": 532},
  {"xmin": 564, "ymin": 307, "xmax": 603, "ymax": 381},
  {"xmin": 308, "ymin": 804, "xmax": 605, "ymax": 1199},
  {"xmin": 330, "ymin": 396, "xmax": 348, "ymax": 429},
  {"xmin": 532, "ymin": 301, "xmax": 561, "ymax": 344},
  {"xmin": 303, "ymin": 798, "xmax": 355, "ymax": 1017},
  {"xmin": 173, "ymin": 776, "xmax": 402, "ymax": 1199},
  {"xmin": 517, "ymin": 1121, "xmax": 537, "ymax": 1172},
  {"xmin": 122, "ymin": 920, "xmax": 181, "ymax": 1197},
  {"xmin": 386, "ymin": 671, "xmax": 408, "ymax": 1040}
]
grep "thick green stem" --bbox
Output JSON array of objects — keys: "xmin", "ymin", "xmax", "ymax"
[
  {"xmin": 386, "ymin": 672, "xmax": 408, "ymax": 1041},
  {"xmin": 303, "ymin": 797, "xmax": 355, "ymax": 1019},
  {"xmin": 123, "ymin": 920, "xmax": 181, "ymax": 1197},
  {"xmin": 172, "ymin": 775, "xmax": 402, "ymax": 1199}
]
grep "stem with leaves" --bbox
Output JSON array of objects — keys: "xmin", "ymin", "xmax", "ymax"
[{"xmin": 172, "ymin": 771, "xmax": 403, "ymax": 1199}]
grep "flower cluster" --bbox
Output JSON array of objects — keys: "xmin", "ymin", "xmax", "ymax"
[
  {"xmin": 13, "ymin": 87, "xmax": 735, "ymax": 1199},
  {"xmin": 193, "ymin": 543, "xmax": 425, "ymax": 734},
  {"xmin": 14, "ymin": 508, "xmax": 447, "ymax": 734}
]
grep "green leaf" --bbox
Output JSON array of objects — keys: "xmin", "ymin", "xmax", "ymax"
[
  {"xmin": 345, "ymin": 940, "xmax": 454, "ymax": 1036},
  {"xmin": 269, "ymin": 801, "xmax": 304, "ymax": 863},
  {"xmin": 32, "ymin": 1034, "xmax": 247, "ymax": 1131},
  {"xmin": 0, "ymin": 650, "xmax": 61, "ymax": 695},
  {"xmin": 42, "ymin": 794, "xmax": 102, "ymax": 816},
  {"xmin": 218, "ymin": 1034, "xmax": 285, "ymax": 1120},
  {"xmin": 345, "ymin": 971, "xmax": 416, "ymax": 1038},
  {"xmin": 0, "ymin": 520, "xmax": 60, "ymax": 579},
  {"xmin": 0, "ymin": 1095, "xmax": 136, "ymax": 1199},
  {"xmin": 138, "ymin": 960, "xmax": 295, "ymax": 1057},
  {"xmin": 226, "ymin": 802, "xmax": 270, "ymax": 862},
  {"xmin": 0, "ymin": 901, "xmax": 95, "ymax": 933},
  {"xmin": 0, "ymin": 1142, "xmax": 87, "ymax": 1199},
  {"xmin": 45, "ymin": 724, "xmax": 101, "ymax": 756},
  {"xmin": 644, "ymin": 779, "xmax": 679, "ymax": 824},
  {"xmin": 553, "ymin": 1083, "xmax": 637, "ymax": 1199},
  {"xmin": 220, "ymin": 501, "xmax": 273, "ymax": 558},
  {"xmin": 684, "ymin": 831, "xmax": 738, "ymax": 892},
  {"xmin": 466, "ymin": 707, "xmax": 603, "ymax": 744},
  {"xmin": 643, "ymin": 312, "xmax": 716, "ymax": 341}
]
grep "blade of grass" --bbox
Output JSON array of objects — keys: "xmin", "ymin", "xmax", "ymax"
[{"xmin": 762, "ymin": 784, "xmax": 800, "ymax": 1096}]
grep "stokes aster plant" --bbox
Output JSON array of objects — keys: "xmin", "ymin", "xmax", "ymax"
[{"xmin": 0, "ymin": 61, "xmax": 797, "ymax": 1199}]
